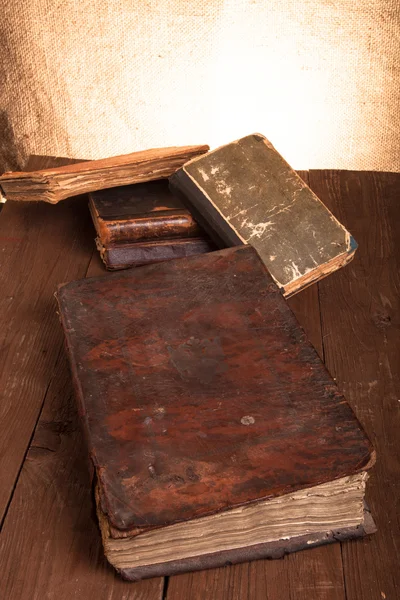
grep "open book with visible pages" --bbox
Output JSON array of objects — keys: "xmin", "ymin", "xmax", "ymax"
[{"xmin": 57, "ymin": 245, "xmax": 375, "ymax": 581}]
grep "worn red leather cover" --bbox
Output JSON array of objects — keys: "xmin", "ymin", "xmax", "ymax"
[
  {"xmin": 89, "ymin": 179, "xmax": 203, "ymax": 245},
  {"xmin": 57, "ymin": 246, "xmax": 373, "ymax": 533}
]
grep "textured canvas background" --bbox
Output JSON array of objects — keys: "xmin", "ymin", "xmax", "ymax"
[{"xmin": 1, "ymin": 0, "xmax": 399, "ymax": 172}]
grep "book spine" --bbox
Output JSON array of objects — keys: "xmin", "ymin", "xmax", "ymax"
[
  {"xmin": 98, "ymin": 213, "xmax": 202, "ymax": 245},
  {"xmin": 169, "ymin": 172, "xmax": 236, "ymax": 249},
  {"xmin": 55, "ymin": 292, "xmax": 99, "ymax": 475},
  {"xmin": 99, "ymin": 237, "xmax": 215, "ymax": 270}
]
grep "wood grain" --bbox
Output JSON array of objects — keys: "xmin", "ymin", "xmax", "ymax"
[
  {"xmin": 0, "ymin": 145, "xmax": 209, "ymax": 203},
  {"xmin": 309, "ymin": 170, "xmax": 400, "ymax": 600},
  {"xmin": 166, "ymin": 550, "xmax": 348, "ymax": 600},
  {"xmin": 285, "ymin": 172, "xmax": 347, "ymax": 600},
  {"xmin": 0, "ymin": 156, "xmax": 95, "ymax": 525},
  {"xmin": 0, "ymin": 156, "xmax": 164, "ymax": 598}
]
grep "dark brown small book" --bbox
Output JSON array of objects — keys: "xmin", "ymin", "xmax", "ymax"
[
  {"xmin": 170, "ymin": 134, "xmax": 357, "ymax": 297},
  {"xmin": 57, "ymin": 246, "xmax": 375, "ymax": 581},
  {"xmin": 89, "ymin": 180, "xmax": 215, "ymax": 269}
]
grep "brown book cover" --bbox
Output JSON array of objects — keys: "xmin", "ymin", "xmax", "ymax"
[
  {"xmin": 89, "ymin": 180, "xmax": 216, "ymax": 270},
  {"xmin": 170, "ymin": 134, "xmax": 357, "ymax": 297},
  {"xmin": 57, "ymin": 246, "xmax": 375, "ymax": 580}
]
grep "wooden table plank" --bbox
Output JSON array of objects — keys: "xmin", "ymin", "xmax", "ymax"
[
  {"xmin": 0, "ymin": 157, "xmax": 164, "ymax": 599},
  {"xmin": 0, "ymin": 347, "xmax": 163, "ymax": 599},
  {"xmin": 309, "ymin": 170, "xmax": 400, "ymax": 600},
  {"xmin": 0, "ymin": 156, "xmax": 95, "ymax": 524},
  {"xmin": 166, "ymin": 172, "xmax": 347, "ymax": 600}
]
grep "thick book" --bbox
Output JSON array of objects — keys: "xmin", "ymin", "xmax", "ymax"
[
  {"xmin": 57, "ymin": 246, "xmax": 375, "ymax": 581},
  {"xmin": 170, "ymin": 134, "xmax": 357, "ymax": 297},
  {"xmin": 0, "ymin": 144, "xmax": 209, "ymax": 204},
  {"xmin": 89, "ymin": 180, "xmax": 215, "ymax": 270}
]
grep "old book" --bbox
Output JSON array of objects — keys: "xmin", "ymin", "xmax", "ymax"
[
  {"xmin": 96, "ymin": 237, "xmax": 215, "ymax": 270},
  {"xmin": 89, "ymin": 180, "xmax": 203, "ymax": 246},
  {"xmin": 0, "ymin": 144, "xmax": 209, "ymax": 204},
  {"xmin": 170, "ymin": 134, "xmax": 357, "ymax": 297},
  {"xmin": 89, "ymin": 180, "xmax": 215, "ymax": 270},
  {"xmin": 57, "ymin": 245, "xmax": 375, "ymax": 581}
]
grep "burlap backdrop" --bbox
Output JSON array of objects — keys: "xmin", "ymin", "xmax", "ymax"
[{"xmin": 1, "ymin": 0, "xmax": 399, "ymax": 172}]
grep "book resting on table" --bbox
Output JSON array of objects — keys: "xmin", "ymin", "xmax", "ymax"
[{"xmin": 56, "ymin": 245, "xmax": 375, "ymax": 581}]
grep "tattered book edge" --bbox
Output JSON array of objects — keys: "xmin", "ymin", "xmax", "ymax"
[
  {"xmin": 115, "ymin": 505, "xmax": 376, "ymax": 582},
  {"xmin": 172, "ymin": 134, "xmax": 357, "ymax": 296}
]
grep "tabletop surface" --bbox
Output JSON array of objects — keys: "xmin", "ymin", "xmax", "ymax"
[{"xmin": 0, "ymin": 157, "xmax": 399, "ymax": 600}]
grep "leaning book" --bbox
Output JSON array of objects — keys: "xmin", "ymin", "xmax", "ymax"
[{"xmin": 170, "ymin": 134, "xmax": 357, "ymax": 297}]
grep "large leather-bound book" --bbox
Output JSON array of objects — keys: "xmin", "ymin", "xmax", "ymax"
[
  {"xmin": 89, "ymin": 180, "xmax": 215, "ymax": 269},
  {"xmin": 57, "ymin": 246, "xmax": 375, "ymax": 581},
  {"xmin": 170, "ymin": 134, "xmax": 357, "ymax": 297}
]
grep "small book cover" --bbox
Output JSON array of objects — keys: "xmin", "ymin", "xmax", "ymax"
[
  {"xmin": 57, "ymin": 246, "xmax": 375, "ymax": 581},
  {"xmin": 89, "ymin": 180, "xmax": 215, "ymax": 270},
  {"xmin": 170, "ymin": 134, "xmax": 357, "ymax": 297}
]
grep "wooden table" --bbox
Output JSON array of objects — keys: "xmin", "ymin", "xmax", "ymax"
[{"xmin": 0, "ymin": 158, "xmax": 399, "ymax": 600}]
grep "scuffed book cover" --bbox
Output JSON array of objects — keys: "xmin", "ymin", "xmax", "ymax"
[
  {"xmin": 170, "ymin": 134, "xmax": 357, "ymax": 297},
  {"xmin": 57, "ymin": 246, "xmax": 374, "ymax": 578}
]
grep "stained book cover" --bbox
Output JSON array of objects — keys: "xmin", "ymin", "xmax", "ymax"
[
  {"xmin": 57, "ymin": 246, "xmax": 374, "ymax": 579},
  {"xmin": 170, "ymin": 134, "xmax": 357, "ymax": 297},
  {"xmin": 89, "ymin": 180, "xmax": 215, "ymax": 269}
]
